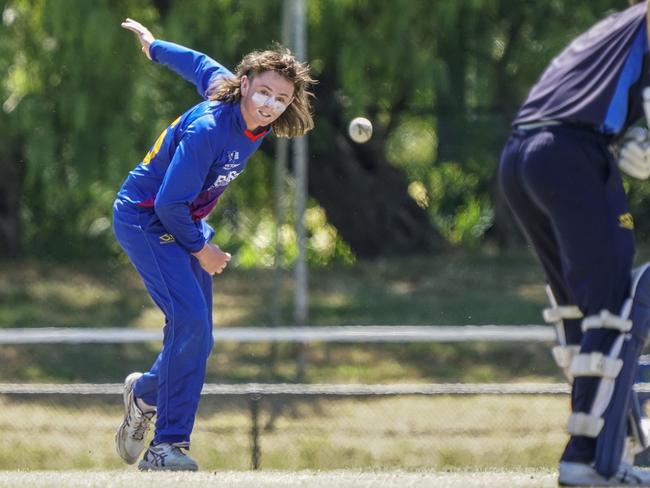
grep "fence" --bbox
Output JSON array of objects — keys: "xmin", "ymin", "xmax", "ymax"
[
  {"xmin": 0, "ymin": 325, "xmax": 556, "ymax": 344},
  {"xmin": 0, "ymin": 325, "xmax": 642, "ymax": 471},
  {"xmin": 0, "ymin": 381, "xmax": 573, "ymax": 470}
]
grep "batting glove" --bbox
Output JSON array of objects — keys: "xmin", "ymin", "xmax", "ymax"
[{"xmin": 618, "ymin": 127, "xmax": 650, "ymax": 180}]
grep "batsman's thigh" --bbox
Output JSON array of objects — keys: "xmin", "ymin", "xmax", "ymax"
[
  {"xmin": 570, "ymin": 164, "xmax": 636, "ymax": 294},
  {"xmin": 604, "ymin": 161, "xmax": 635, "ymax": 261},
  {"xmin": 527, "ymin": 150, "xmax": 630, "ymax": 310}
]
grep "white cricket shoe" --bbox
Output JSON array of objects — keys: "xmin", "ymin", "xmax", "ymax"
[
  {"xmin": 115, "ymin": 372, "xmax": 155, "ymax": 464},
  {"xmin": 559, "ymin": 461, "xmax": 650, "ymax": 486},
  {"xmin": 138, "ymin": 443, "xmax": 199, "ymax": 471}
]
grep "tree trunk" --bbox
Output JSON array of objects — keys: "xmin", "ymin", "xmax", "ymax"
[
  {"xmin": 0, "ymin": 149, "xmax": 24, "ymax": 257},
  {"xmin": 302, "ymin": 59, "xmax": 447, "ymax": 259},
  {"xmin": 309, "ymin": 124, "xmax": 446, "ymax": 259}
]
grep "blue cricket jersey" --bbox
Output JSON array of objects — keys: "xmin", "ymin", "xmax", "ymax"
[
  {"xmin": 514, "ymin": 3, "xmax": 650, "ymax": 138},
  {"xmin": 117, "ymin": 40, "xmax": 270, "ymax": 253}
]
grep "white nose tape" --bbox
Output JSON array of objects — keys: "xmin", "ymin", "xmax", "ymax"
[{"xmin": 252, "ymin": 92, "xmax": 288, "ymax": 114}]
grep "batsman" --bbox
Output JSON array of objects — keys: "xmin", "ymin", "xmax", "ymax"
[{"xmin": 499, "ymin": 1, "xmax": 650, "ymax": 485}]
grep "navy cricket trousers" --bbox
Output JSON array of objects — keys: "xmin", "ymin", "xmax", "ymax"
[
  {"xmin": 113, "ymin": 198, "xmax": 214, "ymax": 447},
  {"xmin": 498, "ymin": 124, "xmax": 635, "ymax": 463}
]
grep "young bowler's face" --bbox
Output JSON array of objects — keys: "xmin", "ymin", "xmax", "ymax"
[{"xmin": 240, "ymin": 71, "xmax": 295, "ymax": 130}]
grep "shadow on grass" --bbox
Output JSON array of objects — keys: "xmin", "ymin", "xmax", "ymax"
[
  {"xmin": 0, "ymin": 259, "xmax": 151, "ymax": 327},
  {"xmin": 0, "ymin": 250, "xmax": 558, "ymax": 383},
  {"xmin": 0, "ymin": 343, "xmax": 161, "ymax": 382}
]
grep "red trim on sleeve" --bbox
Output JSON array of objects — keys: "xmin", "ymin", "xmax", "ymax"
[{"xmin": 137, "ymin": 197, "xmax": 156, "ymax": 208}]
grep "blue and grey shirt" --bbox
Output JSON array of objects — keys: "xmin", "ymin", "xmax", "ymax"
[{"xmin": 514, "ymin": 2, "xmax": 650, "ymax": 139}]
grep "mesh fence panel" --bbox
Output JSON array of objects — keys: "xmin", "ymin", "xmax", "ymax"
[
  {"xmin": 0, "ymin": 388, "xmax": 569, "ymax": 470},
  {"xmin": 0, "ymin": 328, "xmax": 617, "ymax": 471}
]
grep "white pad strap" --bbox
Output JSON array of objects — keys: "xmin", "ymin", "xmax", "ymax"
[
  {"xmin": 543, "ymin": 305, "xmax": 583, "ymax": 324},
  {"xmin": 552, "ymin": 345, "xmax": 580, "ymax": 382},
  {"xmin": 623, "ymin": 417, "xmax": 648, "ymax": 465},
  {"xmin": 582, "ymin": 310, "xmax": 632, "ymax": 333},
  {"xmin": 552, "ymin": 345, "xmax": 581, "ymax": 370},
  {"xmin": 567, "ymin": 412, "xmax": 604, "ymax": 438},
  {"xmin": 570, "ymin": 353, "xmax": 623, "ymax": 379}
]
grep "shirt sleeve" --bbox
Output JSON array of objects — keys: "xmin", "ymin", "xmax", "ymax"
[
  {"xmin": 154, "ymin": 121, "xmax": 215, "ymax": 253},
  {"xmin": 149, "ymin": 40, "xmax": 234, "ymax": 100}
]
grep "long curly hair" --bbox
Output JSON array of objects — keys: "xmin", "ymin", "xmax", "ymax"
[{"xmin": 208, "ymin": 45, "xmax": 316, "ymax": 138}]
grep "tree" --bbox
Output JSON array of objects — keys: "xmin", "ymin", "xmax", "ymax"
[
  {"xmin": 308, "ymin": 0, "xmax": 447, "ymax": 258},
  {"xmin": 431, "ymin": 0, "xmax": 622, "ymax": 248},
  {"xmin": 0, "ymin": 0, "xmax": 637, "ymax": 261},
  {"xmin": 1, "ymin": 0, "xmax": 158, "ymax": 257}
]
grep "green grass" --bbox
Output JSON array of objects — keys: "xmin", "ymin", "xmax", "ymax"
[
  {"xmin": 0, "ymin": 394, "xmax": 567, "ymax": 471},
  {"xmin": 0, "ymin": 250, "xmax": 561, "ymax": 383},
  {"xmin": 0, "ymin": 251, "xmax": 575, "ymax": 472},
  {"xmin": 0, "ymin": 249, "xmax": 547, "ymax": 327}
]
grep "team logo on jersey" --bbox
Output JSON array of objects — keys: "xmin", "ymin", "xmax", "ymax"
[
  {"xmin": 227, "ymin": 151, "xmax": 240, "ymax": 162},
  {"xmin": 618, "ymin": 213, "xmax": 634, "ymax": 230},
  {"xmin": 159, "ymin": 233, "xmax": 175, "ymax": 244},
  {"xmin": 215, "ymin": 170, "xmax": 242, "ymax": 187}
]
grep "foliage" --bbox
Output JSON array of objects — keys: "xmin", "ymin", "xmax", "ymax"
[
  {"xmin": 2, "ymin": 0, "xmax": 155, "ymax": 257},
  {"xmin": 0, "ymin": 0, "xmax": 642, "ymax": 262}
]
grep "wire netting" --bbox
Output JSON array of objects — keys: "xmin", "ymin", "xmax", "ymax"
[{"xmin": 0, "ymin": 388, "xmax": 569, "ymax": 470}]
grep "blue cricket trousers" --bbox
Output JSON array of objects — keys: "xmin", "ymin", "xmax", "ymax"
[
  {"xmin": 112, "ymin": 198, "xmax": 214, "ymax": 446},
  {"xmin": 498, "ymin": 124, "xmax": 635, "ymax": 464}
]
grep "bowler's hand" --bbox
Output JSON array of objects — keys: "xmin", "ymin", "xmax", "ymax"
[
  {"xmin": 192, "ymin": 243, "xmax": 231, "ymax": 275},
  {"xmin": 121, "ymin": 18, "xmax": 155, "ymax": 60}
]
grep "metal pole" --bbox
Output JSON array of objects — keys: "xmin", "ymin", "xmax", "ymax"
[
  {"xmin": 249, "ymin": 394, "xmax": 261, "ymax": 470},
  {"xmin": 271, "ymin": 138, "xmax": 288, "ymax": 373},
  {"xmin": 270, "ymin": 3, "xmax": 292, "ymax": 372},
  {"xmin": 272, "ymin": 1, "xmax": 293, "ymax": 318},
  {"xmin": 290, "ymin": 0, "xmax": 309, "ymax": 380}
]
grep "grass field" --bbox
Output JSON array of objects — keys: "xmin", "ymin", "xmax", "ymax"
[
  {"xmin": 0, "ymin": 251, "xmax": 573, "ymax": 474},
  {"xmin": 0, "ymin": 250, "xmax": 563, "ymax": 384},
  {"xmin": 0, "ymin": 469, "xmax": 560, "ymax": 488},
  {"xmin": 0, "ymin": 394, "xmax": 567, "ymax": 471},
  {"xmin": 0, "ymin": 250, "xmax": 547, "ymax": 328}
]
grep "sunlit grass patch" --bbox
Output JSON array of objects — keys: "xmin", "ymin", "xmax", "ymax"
[{"xmin": 0, "ymin": 394, "xmax": 567, "ymax": 471}]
